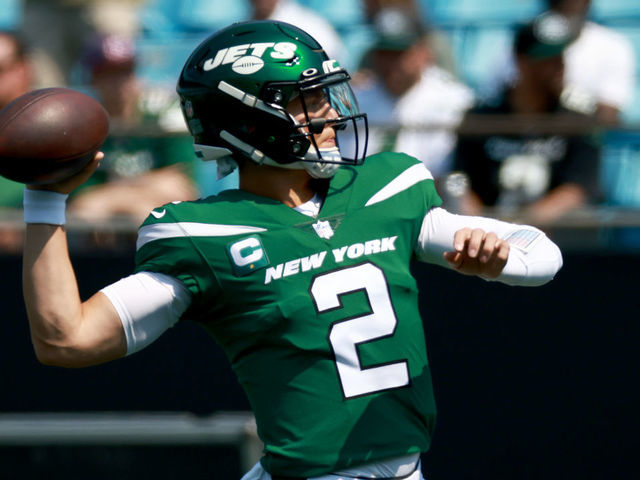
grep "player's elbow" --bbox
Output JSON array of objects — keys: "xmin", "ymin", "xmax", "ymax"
[
  {"xmin": 496, "ymin": 238, "xmax": 563, "ymax": 287},
  {"xmin": 531, "ymin": 240, "xmax": 564, "ymax": 285},
  {"xmin": 33, "ymin": 341, "xmax": 72, "ymax": 368},
  {"xmin": 32, "ymin": 341, "xmax": 65, "ymax": 367},
  {"xmin": 31, "ymin": 338, "xmax": 96, "ymax": 368}
]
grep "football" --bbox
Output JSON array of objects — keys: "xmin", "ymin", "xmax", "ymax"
[{"xmin": 0, "ymin": 87, "xmax": 109, "ymax": 185}]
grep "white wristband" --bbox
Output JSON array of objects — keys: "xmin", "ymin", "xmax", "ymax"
[{"xmin": 23, "ymin": 188, "xmax": 69, "ymax": 225}]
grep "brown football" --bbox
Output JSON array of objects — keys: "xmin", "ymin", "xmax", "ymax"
[{"xmin": 0, "ymin": 87, "xmax": 109, "ymax": 185}]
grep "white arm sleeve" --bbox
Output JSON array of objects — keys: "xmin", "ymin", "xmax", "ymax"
[
  {"xmin": 100, "ymin": 272, "xmax": 193, "ymax": 355},
  {"xmin": 415, "ymin": 207, "xmax": 563, "ymax": 286}
]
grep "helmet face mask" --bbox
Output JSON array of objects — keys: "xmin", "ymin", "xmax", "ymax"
[
  {"xmin": 177, "ymin": 20, "xmax": 368, "ymax": 176},
  {"xmin": 290, "ymin": 72, "xmax": 368, "ymax": 165}
]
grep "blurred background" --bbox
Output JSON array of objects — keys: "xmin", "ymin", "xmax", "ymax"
[{"xmin": 0, "ymin": 1, "xmax": 639, "ymax": 479}]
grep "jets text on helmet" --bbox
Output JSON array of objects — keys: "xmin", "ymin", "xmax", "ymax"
[{"xmin": 203, "ymin": 42, "xmax": 298, "ymax": 71}]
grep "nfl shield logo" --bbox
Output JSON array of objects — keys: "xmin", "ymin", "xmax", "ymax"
[{"xmin": 312, "ymin": 220, "xmax": 334, "ymax": 239}]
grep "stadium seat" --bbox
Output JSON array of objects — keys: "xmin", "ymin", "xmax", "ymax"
[
  {"xmin": 139, "ymin": 0, "xmax": 249, "ymax": 36},
  {"xmin": 418, "ymin": 0, "xmax": 543, "ymax": 27},
  {"xmin": 135, "ymin": 35, "xmax": 207, "ymax": 87},
  {"xmin": 138, "ymin": 0, "xmax": 182, "ymax": 35},
  {"xmin": 609, "ymin": 25, "xmax": 640, "ymax": 124},
  {"xmin": 621, "ymin": 78, "xmax": 640, "ymax": 127},
  {"xmin": 299, "ymin": 0, "xmax": 365, "ymax": 31},
  {"xmin": 590, "ymin": 0, "xmax": 640, "ymax": 23},
  {"xmin": 337, "ymin": 24, "xmax": 375, "ymax": 72},
  {"xmin": 600, "ymin": 131, "xmax": 640, "ymax": 207},
  {"xmin": 445, "ymin": 25, "xmax": 515, "ymax": 97},
  {"xmin": 0, "ymin": 0, "xmax": 22, "ymax": 30},
  {"xmin": 178, "ymin": 0, "xmax": 249, "ymax": 32},
  {"xmin": 622, "ymin": 83, "xmax": 640, "ymax": 125},
  {"xmin": 612, "ymin": 25, "xmax": 640, "ymax": 68}
]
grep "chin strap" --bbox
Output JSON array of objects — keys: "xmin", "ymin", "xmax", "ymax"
[
  {"xmin": 195, "ymin": 136, "xmax": 344, "ymax": 180},
  {"xmin": 302, "ymin": 146, "xmax": 342, "ymax": 179},
  {"xmin": 193, "ymin": 143, "xmax": 238, "ymax": 180}
]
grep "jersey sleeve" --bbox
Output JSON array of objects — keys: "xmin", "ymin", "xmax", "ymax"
[
  {"xmin": 353, "ymin": 153, "xmax": 443, "ymax": 254},
  {"xmin": 101, "ymin": 271, "xmax": 192, "ymax": 355},
  {"xmin": 135, "ymin": 233, "xmax": 201, "ymax": 297},
  {"xmin": 133, "ymin": 204, "xmax": 222, "ymax": 317},
  {"xmin": 359, "ymin": 152, "xmax": 443, "ymax": 213}
]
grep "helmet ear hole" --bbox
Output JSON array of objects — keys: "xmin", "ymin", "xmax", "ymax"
[
  {"xmin": 289, "ymin": 138, "xmax": 310, "ymax": 156},
  {"xmin": 264, "ymin": 88, "xmax": 285, "ymax": 105}
]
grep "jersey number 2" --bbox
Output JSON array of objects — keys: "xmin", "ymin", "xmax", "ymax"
[{"xmin": 310, "ymin": 262, "xmax": 410, "ymax": 399}]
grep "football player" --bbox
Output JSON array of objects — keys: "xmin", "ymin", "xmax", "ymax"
[{"xmin": 22, "ymin": 21, "xmax": 563, "ymax": 480}]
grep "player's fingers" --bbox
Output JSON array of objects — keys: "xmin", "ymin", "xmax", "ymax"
[
  {"xmin": 69, "ymin": 156, "xmax": 100, "ymax": 183},
  {"xmin": 497, "ymin": 239, "xmax": 510, "ymax": 263},
  {"xmin": 453, "ymin": 228, "xmax": 472, "ymax": 252},
  {"xmin": 29, "ymin": 152, "xmax": 104, "ymax": 194},
  {"xmin": 74, "ymin": 153, "xmax": 101, "ymax": 181},
  {"xmin": 483, "ymin": 239, "xmax": 510, "ymax": 278},
  {"xmin": 466, "ymin": 228, "xmax": 486, "ymax": 258},
  {"xmin": 443, "ymin": 251, "xmax": 462, "ymax": 268},
  {"xmin": 53, "ymin": 153, "xmax": 104, "ymax": 194},
  {"xmin": 478, "ymin": 232, "xmax": 499, "ymax": 263},
  {"xmin": 93, "ymin": 151, "xmax": 104, "ymax": 164}
]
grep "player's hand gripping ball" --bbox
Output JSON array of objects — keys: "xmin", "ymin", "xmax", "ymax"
[{"xmin": 0, "ymin": 87, "xmax": 109, "ymax": 185}]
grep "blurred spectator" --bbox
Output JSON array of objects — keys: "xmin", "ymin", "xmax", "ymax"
[
  {"xmin": 453, "ymin": 13, "xmax": 601, "ymax": 224},
  {"xmin": 249, "ymin": 0, "xmax": 345, "ymax": 62},
  {"xmin": 0, "ymin": 31, "xmax": 32, "ymax": 110},
  {"xmin": 486, "ymin": 0, "xmax": 635, "ymax": 125},
  {"xmin": 22, "ymin": 1, "xmax": 144, "ymax": 86},
  {"xmin": 67, "ymin": 33, "xmax": 198, "ymax": 224},
  {"xmin": 84, "ymin": 0, "xmax": 144, "ymax": 37},
  {"xmin": 84, "ymin": 34, "xmax": 140, "ymax": 124},
  {"xmin": 352, "ymin": 6, "xmax": 474, "ymax": 179},
  {"xmin": 0, "ymin": 30, "xmax": 33, "ymax": 209},
  {"xmin": 361, "ymin": 0, "xmax": 457, "ymax": 75},
  {"xmin": 548, "ymin": 0, "xmax": 636, "ymax": 125},
  {"xmin": 0, "ymin": 30, "xmax": 32, "ymax": 251},
  {"xmin": 22, "ymin": 0, "xmax": 92, "ymax": 86}
]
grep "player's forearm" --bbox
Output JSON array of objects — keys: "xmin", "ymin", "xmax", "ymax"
[
  {"xmin": 22, "ymin": 224, "xmax": 127, "ymax": 367},
  {"xmin": 416, "ymin": 207, "xmax": 563, "ymax": 286},
  {"xmin": 22, "ymin": 224, "xmax": 85, "ymax": 363}
]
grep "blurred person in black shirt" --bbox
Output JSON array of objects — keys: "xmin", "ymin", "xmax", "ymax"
[{"xmin": 453, "ymin": 13, "xmax": 601, "ymax": 224}]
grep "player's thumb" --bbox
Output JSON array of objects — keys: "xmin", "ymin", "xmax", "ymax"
[{"xmin": 443, "ymin": 251, "xmax": 462, "ymax": 268}]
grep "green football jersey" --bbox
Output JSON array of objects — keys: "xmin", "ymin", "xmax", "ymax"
[{"xmin": 134, "ymin": 152, "xmax": 442, "ymax": 477}]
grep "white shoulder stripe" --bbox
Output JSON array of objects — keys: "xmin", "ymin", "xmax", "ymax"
[
  {"xmin": 365, "ymin": 163, "xmax": 433, "ymax": 207},
  {"xmin": 136, "ymin": 222, "xmax": 267, "ymax": 250}
]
